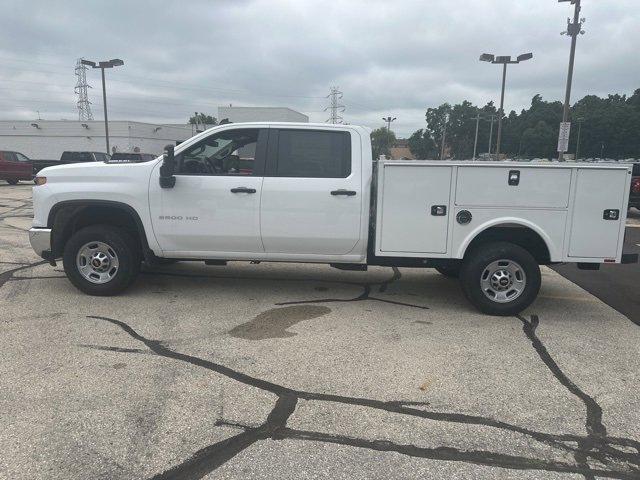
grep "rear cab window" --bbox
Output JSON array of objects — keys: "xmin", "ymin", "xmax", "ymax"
[{"xmin": 270, "ymin": 129, "xmax": 351, "ymax": 178}]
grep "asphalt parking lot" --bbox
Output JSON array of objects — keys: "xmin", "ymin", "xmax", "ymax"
[{"xmin": 1, "ymin": 183, "xmax": 639, "ymax": 480}]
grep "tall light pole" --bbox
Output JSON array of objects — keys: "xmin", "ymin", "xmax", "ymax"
[
  {"xmin": 487, "ymin": 114, "xmax": 495, "ymax": 157},
  {"xmin": 480, "ymin": 53, "xmax": 533, "ymax": 159},
  {"xmin": 81, "ymin": 59, "xmax": 124, "ymax": 154},
  {"xmin": 382, "ymin": 116, "xmax": 396, "ymax": 132},
  {"xmin": 472, "ymin": 113, "xmax": 481, "ymax": 160},
  {"xmin": 558, "ymin": 0, "xmax": 585, "ymax": 161},
  {"xmin": 575, "ymin": 117, "xmax": 584, "ymax": 160}
]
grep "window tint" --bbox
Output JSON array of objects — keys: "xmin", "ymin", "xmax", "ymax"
[
  {"xmin": 15, "ymin": 153, "xmax": 30, "ymax": 162},
  {"xmin": 276, "ymin": 130, "xmax": 351, "ymax": 178},
  {"xmin": 4, "ymin": 152, "xmax": 18, "ymax": 162},
  {"xmin": 178, "ymin": 129, "xmax": 260, "ymax": 176}
]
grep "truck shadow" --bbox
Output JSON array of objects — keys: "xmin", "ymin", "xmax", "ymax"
[{"xmin": 134, "ymin": 263, "xmax": 468, "ymax": 314}]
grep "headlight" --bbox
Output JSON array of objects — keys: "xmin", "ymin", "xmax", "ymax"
[{"xmin": 34, "ymin": 176, "xmax": 47, "ymax": 186}]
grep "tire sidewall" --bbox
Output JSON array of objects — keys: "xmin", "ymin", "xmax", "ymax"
[
  {"xmin": 63, "ymin": 225, "xmax": 140, "ymax": 296},
  {"xmin": 460, "ymin": 242, "xmax": 541, "ymax": 316}
]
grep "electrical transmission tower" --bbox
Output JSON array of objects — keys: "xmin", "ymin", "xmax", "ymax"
[
  {"xmin": 325, "ymin": 86, "xmax": 345, "ymax": 124},
  {"xmin": 75, "ymin": 58, "xmax": 94, "ymax": 121}
]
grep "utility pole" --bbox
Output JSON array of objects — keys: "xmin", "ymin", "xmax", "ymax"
[
  {"xmin": 480, "ymin": 53, "xmax": 533, "ymax": 160},
  {"xmin": 325, "ymin": 86, "xmax": 345, "ymax": 124},
  {"xmin": 575, "ymin": 117, "xmax": 584, "ymax": 160},
  {"xmin": 558, "ymin": 0, "xmax": 585, "ymax": 161},
  {"xmin": 488, "ymin": 114, "xmax": 495, "ymax": 158},
  {"xmin": 81, "ymin": 59, "xmax": 124, "ymax": 154},
  {"xmin": 382, "ymin": 116, "xmax": 396, "ymax": 132},
  {"xmin": 75, "ymin": 58, "xmax": 94, "ymax": 121},
  {"xmin": 440, "ymin": 114, "xmax": 449, "ymax": 160},
  {"xmin": 472, "ymin": 113, "xmax": 481, "ymax": 160}
]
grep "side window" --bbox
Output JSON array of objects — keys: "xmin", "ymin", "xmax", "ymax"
[
  {"xmin": 15, "ymin": 153, "xmax": 30, "ymax": 162},
  {"xmin": 177, "ymin": 128, "xmax": 261, "ymax": 176},
  {"xmin": 5, "ymin": 152, "xmax": 18, "ymax": 162},
  {"xmin": 275, "ymin": 130, "xmax": 351, "ymax": 178}
]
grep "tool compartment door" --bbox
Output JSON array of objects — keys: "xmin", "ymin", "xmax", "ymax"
[
  {"xmin": 568, "ymin": 168, "xmax": 628, "ymax": 259},
  {"xmin": 455, "ymin": 166, "xmax": 571, "ymax": 208},
  {"xmin": 378, "ymin": 165, "xmax": 452, "ymax": 254}
]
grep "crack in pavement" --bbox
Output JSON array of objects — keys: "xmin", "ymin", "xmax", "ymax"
[
  {"xmin": 276, "ymin": 266, "xmax": 429, "ymax": 310},
  {"xmin": 84, "ymin": 314, "xmax": 640, "ymax": 479},
  {"xmin": 0, "ymin": 260, "xmax": 48, "ymax": 289}
]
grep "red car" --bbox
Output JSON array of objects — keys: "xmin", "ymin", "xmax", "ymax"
[{"xmin": 0, "ymin": 150, "xmax": 32, "ymax": 185}]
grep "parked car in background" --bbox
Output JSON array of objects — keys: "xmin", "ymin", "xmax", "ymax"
[
  {"xmin": 0, "ymin": 150, "xmax": 32, "ymax": 184},
  {"xmin": 32, "ymin": 151, "xmax": 111, "ymax": 175},
  {"xmin": 110, "ymin": 152, "xmax": 157, "ymax": 163},
  {"xmin": 60, "ymin": 151, "xmax": 110, "ymax": 163},
  {"xmin": 630, "ymin": 163, "xmax": 640, "ymax": 211}
]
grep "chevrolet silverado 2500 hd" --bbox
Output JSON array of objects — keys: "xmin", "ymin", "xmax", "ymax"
[{"xmin": 28, "ymin": 122, "xmax": 637, "ymax": 315}]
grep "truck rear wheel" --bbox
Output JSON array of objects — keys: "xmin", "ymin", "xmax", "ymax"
[
  {"xmin": 460, "ymin": 242, "xmax": 541, "ymax": 316},
  {"xmin": 63, "ymin": 225, "xmax": 141, "ymax": 296}
]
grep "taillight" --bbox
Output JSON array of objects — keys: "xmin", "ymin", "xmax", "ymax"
[{"xmin": 632, "ymin": 178, "xmax": 640, "ymax": 194}]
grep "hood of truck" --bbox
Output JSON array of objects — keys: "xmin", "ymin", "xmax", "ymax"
[{"xmin": 39, "ymin": 158, "xmax": 160, "ymax": 180}]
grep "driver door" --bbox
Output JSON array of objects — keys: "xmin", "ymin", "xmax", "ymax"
[{"xmin": 150, "ymin": 127, "xmax": 267, "ymax": 257}]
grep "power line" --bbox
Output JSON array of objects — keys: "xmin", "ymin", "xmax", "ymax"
[{"xmin": 325, "ymin": 86, "xmax": 344, "ymax": 124}]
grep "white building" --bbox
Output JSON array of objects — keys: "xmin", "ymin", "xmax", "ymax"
[
  {"xmin": 0, "ymin": 120, "xmax": 196, "ymax": 160},
  {"xmin": 0, "ymin": 106, "xmax": 309, "ymax": 160},
  {"xmin": 217, "ymin": 106, "xmax": 308, "ymax": 124}
]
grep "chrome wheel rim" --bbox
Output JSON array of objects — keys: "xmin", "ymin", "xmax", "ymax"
[
  {"xmin": 480, "ymin": 259, "xmax": 526, "ymax": 303},
  {"xmin": 76, "ymin": 241, "xmax": 119, "ymax": 284}
]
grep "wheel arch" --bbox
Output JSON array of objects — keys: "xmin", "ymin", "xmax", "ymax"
[
  {"xmin": 456, "ymin": 218, "xmax": 556, "ymax": 264},
  {"xmin": 48, "ymin": 200, "xmax": 154, "ymax": 262}
]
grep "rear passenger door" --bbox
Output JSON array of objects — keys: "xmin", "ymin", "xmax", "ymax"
[{"xmin": 260, "ymin": 128, "xmax": 362, "ymax": 255}]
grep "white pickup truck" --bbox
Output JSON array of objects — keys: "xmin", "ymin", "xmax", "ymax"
[{"xmin": 29, "ymin": 122, "xmax": 637, "ymax": 315}]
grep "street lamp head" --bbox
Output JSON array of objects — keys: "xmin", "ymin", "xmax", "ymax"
[
  {"xmin": 80, "ymin": 59, "xmax": 96, "ymax": 67},
  {"xmin": 517, "ymin": 52, "xmax": 533, "ymax": 62},
  {"xmin": 479, "ymin": 53, "xmax": 495, "ymax": 63},
  {"xmin": 98, "ymin": 59, "xmax": 125, "ymax": 69},
  {"xmin": 494, "ymin": 55, "xmax": 512, "ymax": 64}
]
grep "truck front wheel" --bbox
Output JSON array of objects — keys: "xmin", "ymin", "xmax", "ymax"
[
  {"xmin": 460, "ymin": 242, "xmax": 541, "ymax": 316},
  {"xmin": 63, "ymin": 225, "xmax": 141, "ymax": 296}
]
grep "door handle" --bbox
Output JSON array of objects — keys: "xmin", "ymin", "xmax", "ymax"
[
  {"xmin": 331, "ymin": 189, "xmax": 357, "ymax": 196},
  {"xmin": 230, "ymin": 187, "xmax": 256, "ymax": 194}
]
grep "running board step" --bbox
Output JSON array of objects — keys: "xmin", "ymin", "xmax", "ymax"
[
  {"xmin": 330, "ymin": 263, "xmax": 368, "ymax": 271},
  {"xmin": 204, "ymin": 260, "xmax": 227, "ymax": 266}
]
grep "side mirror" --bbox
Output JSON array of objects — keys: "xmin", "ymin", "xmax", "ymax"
[{"xmin": 159, "ymin": 144, "xmax": 176, "ymax": 188}]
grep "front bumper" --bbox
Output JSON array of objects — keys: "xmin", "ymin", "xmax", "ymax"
[{"xmin": 28, "ymin": 227, "xmax": 53, "ymax": 262}]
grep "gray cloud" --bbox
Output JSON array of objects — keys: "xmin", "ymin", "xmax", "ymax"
[{"xmin": 0, "ymin": 0, "xmax": 637, "ymax": 137}]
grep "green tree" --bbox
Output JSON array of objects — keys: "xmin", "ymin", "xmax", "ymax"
[
  {"xmin": 410, "ymin": 88, "xmax": 640, "ymax": 160},
  {"xmin": 371, "ymin": 127, "xmax": 396, "ymax": 159},
  {"xmin": 408, "ymin": 129, "xmax": 437, "ymax": 159},
  {"xmin": 189, "ymin": 112, "xmax": 217, "ymax": 125}
]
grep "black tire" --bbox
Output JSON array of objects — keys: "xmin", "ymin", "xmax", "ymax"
[
  {"xmin": 435, "ymin": 263, "xmax": 461, "ymax": 278},
  {"xmin": 460, "ymin": 242, "xmax": 541, "ymax": 316},
  {"xmin": 6, "ymin": 179, "xmax": 19, "ymax": 185},
  {"xmin": 63, "ymin": 225, "xmax": 141, "ymax": 296}
]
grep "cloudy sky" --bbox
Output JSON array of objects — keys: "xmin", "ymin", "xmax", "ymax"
[{"xmin": 0, "ymin": 0, "xmax": 637, "ymax": 137}]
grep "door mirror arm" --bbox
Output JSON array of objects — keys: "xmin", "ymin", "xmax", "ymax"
[{"xmin": 159, "ymin": 144, "xmax": 176, "ymax": 188}]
